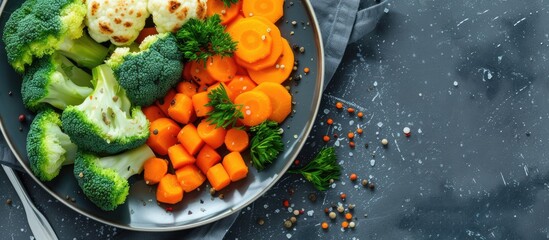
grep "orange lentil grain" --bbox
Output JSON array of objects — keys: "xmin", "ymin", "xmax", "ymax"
[
  {"xmin": 323, "ymin": 135, "xmax": 330, "ymax": 142},
  {"xmin": 345, "ymin": 213, "xmax": 353, "ymax": 220},
  {"xmin": 335, "ymin": 102, "xmax": 343, "ymax": 109},
  {"xmin": 340, "ymin": 193, "xmax": 347, "ymax": 200},
  {"xmin": 347, "ymin": 132, "xmax": 354, "ymax": 139},
  {"xmin": 304, "ymin": 67, "xmax": 310, "ymax": 73},
  {"xmin": 357, "ymin": 112, "xmax": 364, "ymax": 118},
  {"xmin": 347, "ymin": 107, "xmax": 355, "ymax": 113},
  {"xmin": 349, "ymin": 173, "xmax": 357, "ymax": 181},
  {"xmin": 341, "ymin": 221, "xmax": 349, "ymax": 228},
  {"xmin": 357, "ymin": 128, "xmax": 363, "ymax": 134},
  {"xmin": 327, "ymin": 118, "xmax": 333, "ymax": 125},
  {"xmin": 349, "ymin": 141, "xmax": 355, "ymax": 148},
  {"xmin": 321, "ymin": 222, "xmax": 329, "ymax": 229}
]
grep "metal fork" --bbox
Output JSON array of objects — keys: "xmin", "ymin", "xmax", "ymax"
[{"xmin": 3, "ymin": 165, "xmax": 59, "ymax": 240}]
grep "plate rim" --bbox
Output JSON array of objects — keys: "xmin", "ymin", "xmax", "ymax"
[{"xmin": 0, "ymin": 0, "xmax": 325, "ymax": 231}]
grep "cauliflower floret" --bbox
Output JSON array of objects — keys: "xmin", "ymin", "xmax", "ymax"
[
  {"xmin": 148, "ymin": 0, "xmax": 208, "ymax": 33},
  {"xmin": 85, "ymin": 0, "xmax": 150, "ymax": 46}
]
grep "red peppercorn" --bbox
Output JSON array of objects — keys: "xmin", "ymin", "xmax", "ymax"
[
  {"xmin": 18, "ymin": 114, "xmax": 25, "ymax": 122},
  {"xmin": 340, "ymin": 193, "xmax": 347, "ymax": 200},
  {"xmin": 349, "ymin": 173, "xmax": 358, "ymax": 181},
  {"xmin": 326, "ymin": 118, "xmax": 334, "ymax": 125},
  {"xmin": 323, "ymin": 135, "xmax": 330, "ymax": 142},
  {"xmin": 347, "ymin": 107, "xmax": 355, "ymax": 113},
  {"xmin": 294, "ymin": 159, "xmax": 300, "ymax": 165},
  {"xmin": 349, "ymin": 141, "xmax": 355, "ymax": 148},
  {"xmin": 283, "ymin": 199, "xmax": 290, "ymax": 208}
]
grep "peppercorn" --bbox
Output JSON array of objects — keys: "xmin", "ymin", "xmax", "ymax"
[
  {"xmin": 349, "ymin": 141, "xmax": 355, "ymax": 148},
  {"xmin": 337, "ymin": 205, "xmax": 344, "ymax": 213},
  {"xmin": 324, "ymin": 207, "xmax": 330, "ymax": 213},
  {"xmin": 381, "ymin": 138, "xmax": 389, "ymax": 146},
  {"xmin": 293, "ymin": 209, "xmax": 300, "ymax": 216},
  {"xmin": 329, "ymin": 211, "xmax": 337, "ymax": 219},
  {"xmin": 283, "ymin": 199, "xmax": 290, "ymax": 208},
  {"xmin": 340, "ymin": 193, "xmax": 346, "ymax": 200},
  {"xmin": 349, "ymin": 173, "xmax": 357, "ymax": 181},
  {"xmin": 290, "ymin": 216, "xmax": 297, "ymax": 223},
  {"xmin": 347, "ymin": 132, "xmax": 354, "ymax": 139},
  {"xmin": 341, "ymin": 221, "xmax": 349, "ymax": 229},
  {"xmin": 349, "ymin": 221, "xmax": 356, "ymax": 228},
  {"xmin": 308, "ymin": 193, "xmax": 317, "ymax": 202},
  {"xmin": 218, "ymin": 193, "xmax": 225, "ymax": 199},
  {"xmin": 304, "ymin": 67, "xmax": 310, "ymax": 73},
  {"xmin": 18, "ymin": 114, "xmax": 25, "ymax": 122},
  {"xmin": 209, "ymin": 188, "xmax": 216, "ymax": 195},
  {"xmin": 284, "ymin": 220, "xmax": 293, "ymax": 229},
  {"xmin": 348, "ymin": 204, "xmax": 355, "ymax": 210},
  {"xmin": 369, "ymin": 183, "xmax": 376, "ymax": 190},
  {"xmin": 361, "ymin": 179, "xmax": 369, "ymax": 187},
  {"xmin": 357, "ymin": 128, "xmax": 363, "ymax": 134},
  {"xmin": 257, "ymin": 218, "xmax": 265, "ymax": 225},
  {"xmin": 5, "ymin": 199, "xmax": 12, "ymax": 205}
]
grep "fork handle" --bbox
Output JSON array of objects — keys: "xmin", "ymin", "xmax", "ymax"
[{"xmin": 3, "ymin": 165, "xmax": 59, "ymax": 240}]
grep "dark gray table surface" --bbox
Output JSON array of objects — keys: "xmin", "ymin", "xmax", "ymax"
[{"xmin": 3, "ymin": 0, "xmax": 549, "ymax": 239}]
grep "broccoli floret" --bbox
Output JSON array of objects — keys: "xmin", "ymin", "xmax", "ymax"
[
  {"xmin": 2, "ymin": 0, "xmax": 108, "ymax": 72},
  {"xmin": 22, "ymin": 53, "xmax": 93, "ymax": 112},
  {"xmin": 61, "ymin": 64, "xmax": 150, "ymax": 154},
  {"xmin": 105, "ymin": 33, "xmax": 183, "ymax": 106},
  {"xmin": 27, "ymin": 108, "xmax": 77, "ymax": 181},
  {"xmin": 73, "ymin": 144, "xmax": 155, "ymax": 211}
]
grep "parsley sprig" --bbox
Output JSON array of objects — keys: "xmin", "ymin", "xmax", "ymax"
[
  {"xmin": 288, "ymin": 147, "xmax": 341, "ymax": 191},
  {"xmin": 250, "ymin": 121, "xmax": 284, "ymax": 170},
  {"xmin": 175, "ymin": 14, "xmax": 237, "ymax": 63},
  {"xmin": 205, "ymin": 84, "xmax": 243, "ymax": 128},
  {"xmin": 222, "ymin": 0, "xmax": 239, "ymax": 7}
]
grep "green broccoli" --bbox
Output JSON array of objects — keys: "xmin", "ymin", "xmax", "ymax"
[
  {"xmin": 27, "ymin": 108, "xmax": 77, "ymax": 181},
  {"xmin": 73, "ymin": 144, "xmax": 155, "ymax": 211},
  {"xmin": 2, "ymin": 0, "xmax": 108, "ymax": 72},
  {"xmin": 22, "ymin": 53, "xmax": 93, "ymax": 112},
  {"xmin": 61, "ymin": 64, "xmax": 150, "ymax": 155},
  {"xmin": 105, "ymin": 33, "xmax": 183, "ymax": 106}
]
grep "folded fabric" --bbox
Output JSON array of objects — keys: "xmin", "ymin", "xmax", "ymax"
[{"xmin": 0, "ymin": 0, "xmax": 389, "ymax": 238}]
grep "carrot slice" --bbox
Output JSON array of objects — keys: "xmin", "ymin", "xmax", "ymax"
[
  {"xmin": 224, "ymin": 128, "xmax": 249, "ymax": 152},
  {"xmin": 248, "ymin": 38, "xmax": 294, "ymax": 85},
  {"xmin": 190, "ymin": 60, "xmax": 217, "ymax": 85},
  {"xmin": 177, "ymin": 123, "xmax": 205, "ymax": 156},
  {"xmin": 222, "ymin": 151, "xmax": 248, "ymax": 181},
  {"xmin": 182, "ymin": 61, "xmax": 193, "ymax": 81},
  {"xmin": 207, "ymin": 82, "xmax": 236, "ymax": 102},
  {"xmin": 196, "ymin": 144, "xmax": 222, "ymax": 174},
  {"xmin": 176, "ymin": 80, "xmax": 198, "ymax": 98},
  {"xmin": 235, "ymin": 16, "xmax": 282, "ymax": 71},
  {"xmin": 142, "ymin": 105, "xmax": 167, "ymax": 123},
  {"xmin": 205, "ymin": 55, "xmax": 237, "ymax": 82},
  {"xmin": 242, "ymin": 0, "xmax": 284, "ymax": 23},
  {"xmin": 191, "ymin": 91, "xmax": 213, "ymax": 117},
  {"xmin": 155, "ymin": 88, "xmax": 177, "ymax": 116},
  {"xmin": 146, "ymin": 118, "xmax": 182, "ymax": 156},
  {"xmin": 253, "ymin": 82, "xmax": 292, "ymax": 123},
  {"xmin": 227, "ymin": 17, "xmax": 273, "ymax": 63},
  {"xmin": 175, "ymin": 164, "xmax": 206, "ymax": 192},
  {"xmin": 135, "ymin": 27, "xmax": 158, "ymax": 44},
  {"xmin": 233, "ymin": 90, "xmax": 272, "ymax": 126},
  {"xmin": 206, "ymin": 0, "xmax": 243, "ymax": 25},
  {"xmin": 143, "ymin": 157, "xmax": 169, "ymax": 185},
  {"xmin": 168, "ymin": 93, "xmax": 195, "ymax": 124},
  {"xmin": 156, "ymin": 174, "xmax": 183, "ymax": 204},
  {"xmin": 206, "ymin": 163, "xmax": 231, "ymax": 191},
  {"xmin": 197, "ymin": 119, "xmax": 227, "ymax": 149},
  {"xmin": 227, "ymin": 75, "xmax": 256, "ymax": 96},
  {"xmin": 168, "ymin": 144, "xmax": 196, "ymax": 169}
]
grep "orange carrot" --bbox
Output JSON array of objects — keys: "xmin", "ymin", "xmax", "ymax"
[
  {"xmin": 142, "ymin": 104, "xmax": 167, "ymax": 123},
  {"xmin": 135, "ymin": 27, "xmax": 158, "ymax": 44},
  {"xmin": 222, "ymin": 151, "xmax": 248, "ymax": 181},
  {"xmin": 143, "ymin": 157, "xmax": 169, "ymax": 185},
  {"xmin": 227, "ymin": 75, "xmax": 256, "ymax": 96},
  {"xmin": 177, "ymin": 123, "xmax": 205, "ymax": 156},
  {"xmin": 196, "ymin": 144, "xmax": 222, "ymax": 174},
  {"xmin": 168, "ymin": 93, "xmax": 195, "ymax": 124},
  {"xmin": 190, "ymin": 60, "xmax": 217, "ymax": 85},
  {"xmin": 247, "ymin": 38, "xmax": 294, "ymax": 85},
  {"xmin": 197, "ymin": 119, "xmax": 227, "ymax": 149},
  {"xmin": 146, "ymin": 118, "xmax": 182, "ymax": 155},
  {"xmin": 242, "ymin": 0, "xmax": 284, "ymax": 23},
  {"xmin": 253, "ymin": 82, "xmax": 292, "ymax": 123},
  {"xmin": 168, "ymin": 144, "xmax": 196, "ymax": 169},
  {"xmin": 155, "ymin": 88, "xmax": 177, "ymax": 116},
  {"xmin": 235, "ymin": 63, "xmax": 248, "ymax": 76},
  {"xmin": 176, "ymin": 80, "xmax": 198, "ymax": 98},
  {"xmin": 205, "ymin": 55, "xmax": 237, "ymax": 82},
  {"xmin": 234, "ymin": 16, "xmax": 282, "ymax": 71},
  {"xmin": 206, "ymin": 163, "xmax": 231, "ymax": 191},
  {"xmin": 206, "ymin": 0, "xmax": 243, "ymax": 25},
  {"xmin": 233, "ymin": 90, "xmax": 272, "ymax": 126},
  {"xmin": 182, "ymin": 61, "xmax": 193, "ymax": 81},
  {"xmin": 227, "ymin": 17, "xmax": 273, "ymax": 63},
  {"xmin": 207, "ymin": 82, "xmax": 236, "ymax": 102},
  {"xmin": 175, "ymin": 164, "xmax": 206, "ymax": 192},
  {"xmin": 224, "ymin": 128, "xmax": 249, "ymax": 152},
  {"xmin": 191, "ymin": 91, "xmax": 214, "ymax": 117},
  {"xmin": 156, "ymin": 173, "xmax": 183, "ymax": 204},
  {"xmin": 226, "ymin": 13, "xmax": 246, "ymax": 29}
]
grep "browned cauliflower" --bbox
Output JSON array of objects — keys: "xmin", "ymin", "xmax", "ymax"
[
  {"xmin": 85, "ymin": 0, "xmax": 150, "ymax": 46},
  {"xmin": 147, "ymin": 0, "xmax": 208, "ymax": 33}
]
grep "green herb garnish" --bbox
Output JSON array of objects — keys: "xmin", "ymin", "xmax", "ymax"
[
  {"xmin": 175, "ymin": 14, "xmax": 237, "ymax": 63},
  {"xmin": 250, "ymin": 121, "xmax": 284, "ymax": 170},
  {"xmin": 222, "ymin": 0, "xmax": 239, "ymax": 7},
  {"xmin": 288, "ymin": 147, "xmax": 340, "ymax": 191},
  {"xmin": 205, "ymin": 84, "xmax": 243, "ymax": 128}
]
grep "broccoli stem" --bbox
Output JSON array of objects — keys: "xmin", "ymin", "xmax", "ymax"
[
  {"xmin": 57, "ymin": 54, "xmax": 92, "ymax": 88},
  {"xmin": 58, "ymin": 33, "xmax": 109, "ymax": 70},
  {"xmin": 95, "ymin": 145, "xmax": 154, "ymax": 179}
]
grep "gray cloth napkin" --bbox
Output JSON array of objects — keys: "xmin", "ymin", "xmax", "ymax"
[{"xmin": 0, "ymin": 0, "xmax": 389, "ymax": 238}]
